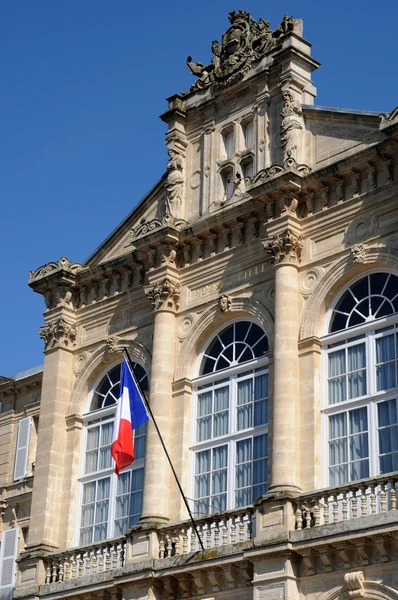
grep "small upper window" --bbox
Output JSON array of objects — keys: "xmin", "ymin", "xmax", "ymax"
[
  {"xmin": 243, "ymin": 121, "xmax": 253, "ymax": 149},
  {"xmin": 223, "ymin": 130, "xmax": 234, "ymax": 159},
  {"xmin": 330, "ymin": 273, "xmax": 398, "ymax": 333},
  {"xmin": 200, "ymin": 322, "xmax": 268, "ymax": 375}
]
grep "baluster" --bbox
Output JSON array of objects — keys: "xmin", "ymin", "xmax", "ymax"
[
  {"xmin": 222, "ymin": 518, "xmax": 228, "ymax": 545},
  {"xmin": 105, "ymin": 545, "xmax": 111, "ymax": 571},
  {"xmin": 295, "ymin": 504, "xmax": 303, "ymax": 529},
  {"xmin": 351, "ymin": 489, "xmax": 358, "ymax": 519},
  {"xmin": 174, "ymin": 532, "xmax": 181, "ymax": 556},
  {"xmin": 63, "ymin": 555, "xmax": 70, "ymax": 580},
  {"xmin": 182, "ymin": 528, "xmax": 188, "ymax": 554},
  {"xmin": 190, "ymin": 527, "xmax": 196, "ymax": 551},
  {"xmin": 360, "ymin": 486, "xmax": 367, "ymax": 517},
  {"xmin": 51, "ymin": 559, "xmax": 58, "ymax": 583},
  {"xmin": 230, "ymin": 516, "xmax": 236, "ymax": 542},
  {"xmin": 390, "ymin": 480, "xmax": 397, "ymax": 510},
  {"xmin": 71, "ymin": 555, "xmax": 77, "ymax": 579},
  {"xmin": 91, "ymin": 548, "xmax": 98, "ymax": 573},
  {"xmin": 58, "ymin": 558, "xmax": 64, "ymax": 582},
  {"xmin": 121, "ymin": 541, "xmax": 126, "ymax": 566},
  {"xmin": 214, "ymin": 519, "xmax": 220, "ymax": 547},
  {"xmin": 85, "ymin": 551, "xmax": 91, "ymax": 575},
  {"xmin": 323, "ymin": 495, "xmax": 330, "ymax": 525},
  {"xmin": 78, "ymin": 553, "xmax": 84, "ymax": 577},
  {"xmin": 342, "ymin": 491, "xmax": 348, "ymax": 521},
  {"xmin": 314, "ymin": 498, "xmax": 320, "ymax": 527},
  {"xmin": 305, "ymin": 504, "xmax": 312, "ymax": 529},
  {"xmin": 370, "ymin": 484, "xmax": 376, "ymax": 514},
  {"xmin": 380, "ymin": 482, "xmax": 387, "ymax": 512},
  {"xmin": 332, "ymin": 495, "xmax": 339, "ymax": 523},
  {"xmin": 45, "ymin": 562, "xmax": 51, "ymax": 584},
  {"xmin": 166, "ymin": 534, "xmax": 173, "ymax": 557},
  {"xmin": 112, "ymin": 543, "xmax": 118, "ymax": 569},
  {"xmin": 98, "ymin": 548, "xmax": 104, "ymax": 571},
  {"xmin": 159, "ymin": 536, "xmax": 165, "ymax": 559},
  {"xmin": 238, "ymin": 515, "xmax": 245, "ymax": 542},
  {"xmin": 204, "ymin": 521, "xmax": 211, "ymax": 549}
]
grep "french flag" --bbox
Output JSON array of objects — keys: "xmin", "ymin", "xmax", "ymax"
[{"xmin": 111, "ymin": 358, "xmax": 150, "ymax": 475}]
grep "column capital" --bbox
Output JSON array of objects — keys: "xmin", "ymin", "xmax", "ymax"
[
  {"xmin": 263, "ymin": 228, "xmax": 303, "ymax": 266},
  {"xmin": 39, "ymin": 317, "xmax": 76, "ymax": 352},
  {"xmin": 145, "ymin": 278, "xmax": 181, "ymax": 313}
]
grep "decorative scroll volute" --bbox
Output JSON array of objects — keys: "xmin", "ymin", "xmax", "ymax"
[
  {"xmin": 145, "ymin": 279, "xmax": 181, "ymax": 313},
  {"xmin": 263, "ymin": 229, "xmax": 303, "ymax": 266}
]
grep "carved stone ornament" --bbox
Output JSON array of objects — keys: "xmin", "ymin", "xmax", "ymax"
[
  {"xmin": 280, "ymin": 89, "xmax": 304, "ymax": 162},
  {"xmin": 263, "ymin": 230, "xmax": 303, "ymax": 265},
  {"xmin": 218, "ymin": 294, "xmax": 232, "ymax": 313},
  {"xmin": 106, "ymin": 336, "xmax": 120, "ymax": 354},
  {"xmin": 185, "ymin": 12, "xmax": 294, "ymax": 93},
  {"xmin": 165, "ymin": 143, "xmax": 186, "ymax": 215},
  {"xmin": 351, "ymin": 243, "xmax": 366, "ymax": 264},
  {"xmin": 145, "ymin": 279, "xmax": 181, "ymax": 312},
  {"xmin": 248, "ymin": 157, "xmax": 311, "ymax": 187},
  {"xmin": 29, "ymin": 257, "xmax": 85, "ymax": 282},
  {"xmin": 131, "ymin": 214, "xmax": 188, "ymax": 242},
  {"xmin": 379, "ymin": 106, "xmax": 398, "ymax": 129},
  {"xmin": 39, "ymin": 319, "xmax": 77, "ymax": 350},
  {"xmin": 344, "ymin": 571, "xmax": 365, "ymax": 598}
]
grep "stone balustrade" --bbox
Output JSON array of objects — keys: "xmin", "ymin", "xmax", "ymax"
[
  {"xmin": 44, "ymin": 538, "xmax": 126, "ymax": 583},
  {"xmin": 294, "ymin": 474, "xmax": 398, "ymax": 530},
  {"xmin": 157, "ymin": 506, "xmax": 255, "ymax": 557}
]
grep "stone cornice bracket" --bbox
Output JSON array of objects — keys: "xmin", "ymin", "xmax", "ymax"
[
  {"xmin": 130, "ymin": 214, "xmax": 189, "ymax": 243},
  {"xmin": 379, "ymin": 106, "xmax": 398, "ymax": 130},
  {"xmin": 39, "ymin": 318, "xmax": 77, "ymax": 351},
  {"xmin": 28, "ymin": 257, "xmax": 85, "ymax": 283},
  {"xmin": 145, "ymin": 279, "xmax": 181, "ymax": 313},
  {"xmin": 344, "ymin": 571, "xmax": 365, "ymax": 598},
  {"xmin": 263, "ymin": 229, "xmax": 303, "ymax": 266}
]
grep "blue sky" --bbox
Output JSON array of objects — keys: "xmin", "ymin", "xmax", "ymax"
[{"xmin": 1, "ymin": 0, "xmax": 397, "ymax": 376}]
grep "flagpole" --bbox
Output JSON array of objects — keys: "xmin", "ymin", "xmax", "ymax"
[{"xmin": 123, "ymin": 347, "xmax": 206, "ymax": 554}]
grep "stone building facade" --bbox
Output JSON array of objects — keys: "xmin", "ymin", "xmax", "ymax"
[{"xmin": 1, "ymin": 10, "xmax": 398, "ymax": 600}]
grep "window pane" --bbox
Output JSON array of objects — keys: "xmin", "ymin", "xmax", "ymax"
[
  {"xmin": 87, "ymin": 427, "xmax": 100, "ymax": 451},
  {"xmin": 329, "ymin": 464, "xmax": 348, "ymax": 486},
  {"xmin": 198, "ymin": 392, "xmax": 212, "ymax": 417},
  {"xmin": 378, "ymin": 399, "xmax": 398, "ymax": 427},
  {"xmin": 376, "ymin": 335, "xmax": 397, "ymax": 391},
  {"xmin": 254, "ymin": 434, "xmax": 268, "ymax": 459},
  {"xmin": 85, "ymin": 450, "xmax": 98, "ymax": 474},
  {"xmin": 329, "ymin": 350, "xmax": 346, "ymax": 377},
  {"xmin": 350, "ymin": 433, "xmax": 369, "ymax": 461},
  {"xmin": 329, "ymin": 438, "xmax": 348, "ymax": 466},
  {"xmin": 82, "ymin": 481, "xmax": 96, "ymax": 504},
  {"xmin": 254, "ymin": 399, "xmax": 267, "ymax": 426},
  {"xmin": 349, "ymin": 407, "xmax": 368, "ymax": 434},
  {"xmin": 350, "ymin": 459, "xmax": 369, "ymax": 480},
  {"xmin": 99, "ymin": 446, "xmax": 112, "ymax": 470},
  {"xmin": 81, "ymin": 504, "xmax": 94, "ymax": 528},
  {"xmin": 330, "ymin": 413, "xmax": 347, "ymax": 438}
]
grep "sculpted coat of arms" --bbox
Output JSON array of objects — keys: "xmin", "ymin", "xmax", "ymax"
[{"xmin": 186, "ymin": 11, "xmax": 294, "ymax": 92}]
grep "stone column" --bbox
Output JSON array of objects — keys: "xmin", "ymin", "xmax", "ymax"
[
  {"xmin": 27, "ymin": 309, "xmax": 77, "ymax": 550},
  {"xmin": 264, "ymin": 226, "xmax": 303, "ymax": 493},
  {"xmin": 140, "ymin": 275, "xmax": 180, "ymax": 524}
]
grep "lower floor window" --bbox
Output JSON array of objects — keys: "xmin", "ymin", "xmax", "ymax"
[
  {"xmin": 194, "ymin": 433, "xmax": 267, "ymax": 516},
  {"xmin": 79, "ymin": 420, "xmax": 146, "ymax": 545},
  {"xmin": 328, "ymin": 397, "xmax": 398, "ymax": 486}
]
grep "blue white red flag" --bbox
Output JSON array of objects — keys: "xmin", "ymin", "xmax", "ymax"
[{"xmin": 111, "ymin": 358, "xmax": 150, "ymax": 475}]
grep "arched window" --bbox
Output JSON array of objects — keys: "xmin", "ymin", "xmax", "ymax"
[
  {"xmin": 78, "ymin": 362, "xmax": 148, "ymax": 545},
  {"xmin": 324, "ymin": 272, "xmax": 398, "ymax": 486},
  {"xmin": 192, "ymin": 321, "xmax": 269, "ymax": 516}
]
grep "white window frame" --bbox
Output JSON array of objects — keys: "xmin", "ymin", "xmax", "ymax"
[
  {"xmin": 191, "ymin": 320, "xmax": 269, "ymax": 514},
  {"xmin": 75, "ymin": 363, "xmax": 147, "ymax": 546},
  {"xmin": 321, "ymin": 271, "xmax": 398, "ymax": 488}
]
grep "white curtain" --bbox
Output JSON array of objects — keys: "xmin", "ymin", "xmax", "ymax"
[
  {"xmin": 197, "ymin": 392, "xmax": 212, "ymax": 441},
  {"xmin": 376, "ymin": 334, "xmax": 397, "ymax": 390},
  {"xmin": 214, "ymin": 387, "xmax": 229, "ymax": 437},
  {"xmin": 237, "ymin": 379, "xmax": 252, "ymax": 430},
  {"xmin": 254, "ymin": 374, "xmax": 268, "ymax": 426},
  {"xmin": 211, "ymin": 446, "xmax": 227, "ymax": 512},
  {"xmin": 99, "ymin": 422, "xmax": 113, "ymax": 470},
  {"xmin": 85, "ymin": 427, "xmax": 99, "ymax": 474},
  {"xmin": 329, "ymin": 413, "xmax": 348, "ymax": 485},
  {"xmin": 348, "ymin": 343, "xmax": 366, "ymax": 398},
  {"xmin": 328, "ymin": 349, "xmax": 346, "ymax": 404},
  {"xmin": 378, "ymin": 399, "xmax": 398, "ymax": 473}
]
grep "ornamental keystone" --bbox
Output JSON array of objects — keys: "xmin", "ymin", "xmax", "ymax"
[
  {"xmin": 145, "ymin": 279, "xmax": 181, "ymax": 312},
  {"xmin": 39, "ymin": 318, "xmax": 77, "ymax": 351},
  {"xmin": 263, "ymin": 229, "xmax": 303, "ymax": 265}
]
